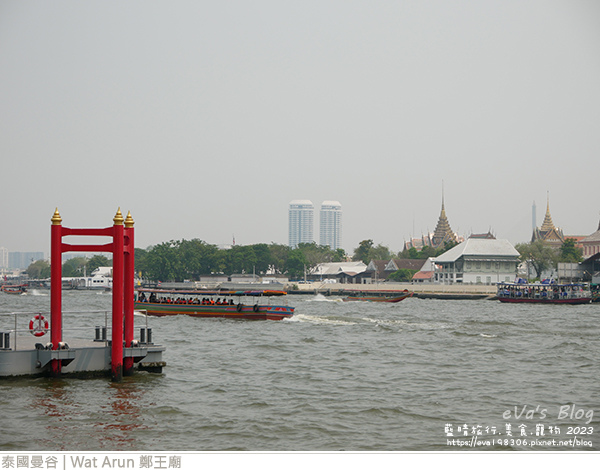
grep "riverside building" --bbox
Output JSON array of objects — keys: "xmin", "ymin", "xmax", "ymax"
[
  {"xmin": 319, "ymin": 201, "xmax": 342, "ymax": 250},
  {"xmin": 288, "ymin": 200, "xmax": 314, "ymax": 248},
  {"xmin": 433, "ymin": 238, "xmax": 520, "ymax": 284}
]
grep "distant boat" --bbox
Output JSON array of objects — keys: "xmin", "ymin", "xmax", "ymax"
[
  {"xmin": 134, "ymin": 288, "xmax": 294, "ymax": 320},
  {"xmin": 1, "ymin": 284, "xmax": 27, "ymax": 295},
  {"xmin": 496, "ymin": 281, "xmax": 591, "ymax": 304},
  {"xmin": 343, "ymin": 290, "xmax": 413, "ymax": 303},
  {"xmin": 591, "ymin": 284, "xmax": 600, "ymax": 302}
]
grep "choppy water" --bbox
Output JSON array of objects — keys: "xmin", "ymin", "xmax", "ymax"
[{"xmin": 0, "ymin": 290, "xmax": 598, "ymax": 452}]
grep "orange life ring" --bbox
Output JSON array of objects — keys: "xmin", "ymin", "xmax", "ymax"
[{"xmin": 29, "ymin": 314, "xmax": 49, "ymax": 337}]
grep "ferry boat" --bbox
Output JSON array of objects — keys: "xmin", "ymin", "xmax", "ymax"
[
  {"xmin": 343, "ymin": 290, "xmax": 413, "ymax": 303},
  {"xmin": 496, "ymin": 281, "xmax": 592, "ymax": 304},
  {"xmin": 1, "ymin": 284, "xmax": 27, "ymax": 294},
  {"xmin": 591, "ymin": 284, "xmax": 600, "ymax": 302},
  {"xmin": 134, "ymin": 288, "xmax": 294, "ymax": 320}
]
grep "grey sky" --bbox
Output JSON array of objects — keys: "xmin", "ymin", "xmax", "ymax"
[{"xmin": 1, "ymin": 1, "xmax": 599, "ymax": 255}]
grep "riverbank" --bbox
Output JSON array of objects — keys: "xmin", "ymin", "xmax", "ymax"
[
  {"xmin": 285, "ymin": 282, "xmax": 497, "ymax": 300},
  {"xmin": 131, "ymin": 281, "xmax": 498, "ymax": 300}
]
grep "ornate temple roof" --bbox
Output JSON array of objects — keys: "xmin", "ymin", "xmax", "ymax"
[
  {"xmin": 532, "ymin": 194, "xmax": 564, "ymax": 244},
  {"xmin": 540, "ymin": 197, "xmax": 556, "ymax": 233},
  {"xmin": 431, "ymin": 192, "xmax": 456, "ymax": 248}
]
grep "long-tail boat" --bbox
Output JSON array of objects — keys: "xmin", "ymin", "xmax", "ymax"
[
  {"xmin": 343, "ymin": 289, "xmax": 413, "ymax": 303},
  {"xmin": 1, "ymin": 284, "xmax": 27, "ymax": 294},
  {"xmin": 134, "ymin": 288, "xmax": 294, "ymax": 320}
]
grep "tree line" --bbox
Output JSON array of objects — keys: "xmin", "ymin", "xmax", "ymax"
[
  {"xmin": 26, "ymin": 237, "xmax": 579, "ymax": 283},
  {"xmin": 26, "ymin": 255, "xmax": 111, "ymax": 280},
  {"xmin": 25, "ymin": 238, "xmax": 454, "ymax": 283},
  {"xmin": 26, "ymin": 241, "xmax": 348, "ymax": 282}
]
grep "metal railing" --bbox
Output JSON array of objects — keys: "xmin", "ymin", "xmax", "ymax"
[{"xmin": 0, "ymin": 310, "xmax": 150, "ymax": 351}]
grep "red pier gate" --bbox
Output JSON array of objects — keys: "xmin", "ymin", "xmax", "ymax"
[{"xmin": 50, "ymin": 208, "xmax": 136, "ymax": 382}]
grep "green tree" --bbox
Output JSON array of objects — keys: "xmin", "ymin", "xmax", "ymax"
[
  {"xmin": 352, "ymin": 239, "xmax": 392, "ymax": 263},
  {"xmin": 226, "ymin": 245, "xmax": 258, "ymax": 275},
  {"xmin": 515, "ymin": 240, "xmax": 558, "ymax": 279},
  {"xmin": 370, "ymin": 243, "xmax": 393, "ymax": 261},
  {"xmin": 296, "ymin": 243, "xmax": 328, "ymax": 268},
  {"xmin": 558, "ymin": 238, "xmax": 583, "ymax": 263},
  {"xmin": 399, "ymin": 242, "xmax": 455, "ymax": 260},
  {"xmin": 421, "ymin": 245, "xmax": 438, "ymax": 258},
  {"xmin": 437, "ymin": 240, "xmax": 458, "ymax": 256},
  {"xmin": 134, "ymin": 247, "xmax": 148, "ymax": 277},
  {"xmin": 387, "ymin": 268, "xmax": 417, "ymax": 282},
  {"xmin": 286, "ymin": 243, "xmax": 347, "ymax": 273},
  {"xmin": 352, "ymin": 239, "xmax": 374, "ymax": 263},
  {"xmin": 252, "ymin": 243, "xmax": 272, "ymax": 274},
  {"xmin": 268, "ymin": 243, "xmax": 290, "ymax": 275},
  {"xmin": 333, "ymin": 248, "xmax": 347, "ymax": 262},
  {"xmin": 399, "ymin": 247, "xmax": 420, "ymax": 259},
  {"xmin": 285, "ymin": 249, "xmax": 308, "ymax": 280},
  {"xmin": 143, "ymin": 241, "xmax": 182, "ymax": 281},
  {"xmin": 178, "ymin": 239, "xmax": 220, "ymax": 279},
  {"xmin": 62, "ymin": 257, "xmax": 88, "ymax": 277},
  {"xmin": 26, "ymin": 259, "xmax": 51, "ymax": 279}
]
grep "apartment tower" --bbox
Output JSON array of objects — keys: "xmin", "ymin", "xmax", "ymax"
[
  {"xmin": 319, "ymin": 201, "xmax": 342, "ymax": 250},
  {"xmin": 288, "ymin": 200, "xmax": 314, "ymax": 248}
]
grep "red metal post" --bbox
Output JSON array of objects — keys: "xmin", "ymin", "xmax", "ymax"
[
  {"xmin": 111, "ymin": 209, "xmax": 124, "ymax": 382},
  {"xmin": 50, "ymin": 209, "xmax": 63, "ymax": 377},
  {"xmin": 123, "ymin": 212, "xmax": 135, "ymax": 376}
]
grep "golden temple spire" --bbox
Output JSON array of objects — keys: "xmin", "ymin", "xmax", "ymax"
[
  {"xmin": 540, "ymin": 192, "xmax": 556, "ymax": 232},
  {"xmin": 432, "ymin": 182, "xmax": 455, "ymax": 247},
  {"xmin": 441, "ymin": 180, "xmax": 445, "ymax": 211}
]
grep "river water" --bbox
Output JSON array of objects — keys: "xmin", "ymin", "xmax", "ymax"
[{"xmin": 0, "ymin": 290, "xmax": 598, "ymax": 452}]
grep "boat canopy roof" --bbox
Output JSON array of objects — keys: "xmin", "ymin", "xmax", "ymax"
[
  {"xmin": 136, "ymin": 288, "xmax": 287, "ymax": 297},
  {"xmin": 497, "ymin": 281, "xmax": 588, "ymax": 287}
]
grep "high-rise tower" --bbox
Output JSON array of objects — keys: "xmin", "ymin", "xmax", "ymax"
[
  {"xmin": 288, "ymin": 200, "xmax": 314, "ymax": 248},
  {"xmin": 319, "ymin": 201, "xmax": 342, "ymax": 250}
]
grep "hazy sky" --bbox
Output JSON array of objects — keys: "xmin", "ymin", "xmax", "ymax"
[{"xmin": 1, "ymin": 1, "xmax": 599, "ymax": 255}]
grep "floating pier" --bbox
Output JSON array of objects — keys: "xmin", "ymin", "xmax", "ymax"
[
  {"xmin": 0, "ymin": 312, "xmax": 165, "ymax": 377},
  {"xmin": 0, "ymin": 209, "xmax": 166, "ymax": 381}
]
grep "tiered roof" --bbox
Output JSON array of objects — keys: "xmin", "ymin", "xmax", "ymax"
[
  {"xmin": 532, "ymin": 194, "xmax": 564, "ymax": 245},
  {"xmin": 431, "ymin": 192, "xmax": 457, "ymax": 248}
]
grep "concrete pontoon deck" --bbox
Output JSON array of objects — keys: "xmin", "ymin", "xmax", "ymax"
[{"xmin": 0, "ymin": 310, "xmax": 165, "ymax": 378}]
